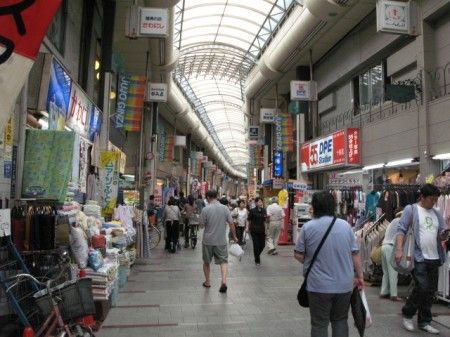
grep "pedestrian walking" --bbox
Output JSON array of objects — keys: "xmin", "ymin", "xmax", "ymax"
[
  {"xmin": 396, "ymin": 184, "xmax": 450, "ymax": 334},
  {"xmin": 232, "ymin": 200, "xmax": 248, "ymax": 245},
  {"xmin": 266, "ymin": 196, "xmax": 285, "ymax": 255},
  {"xmin": 294, "ymin": 191, "xmax": 364, "ymax": 337},
  {"xmin": 380, "ymin": 214, "xmax": 401, "ymax": 302},
  {"xmin": 200, "ymin": 190, "xmax": 238, "ymax": 293},
  {"xmin": 163, "ymin": 196, "xmax": 182, "ymax": 253},
  {"xmin": 247, "ymin": 197, "xmax": 267, "ymax": 265}
]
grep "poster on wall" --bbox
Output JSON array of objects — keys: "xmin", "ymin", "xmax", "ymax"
[
  {"xmin": 99, "ymin": 151, "xmax": 120, "ymax": 215},
  {"xmin": 46, "ymin": 58, "xmax": 72, "ymax": 130},
  {"xmin": 115, "ymin": 74, "xmax": 146, "ymax": 132}
]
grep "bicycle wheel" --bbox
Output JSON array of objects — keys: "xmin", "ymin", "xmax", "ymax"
[{"xmin": 148, "ymin": 225, "xmax": 161, "ymax": 249}]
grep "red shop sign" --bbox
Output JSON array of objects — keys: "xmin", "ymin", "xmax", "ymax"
[{"xmin": 300, "ymin": 128, "xmax": 360, "ymax": 172}]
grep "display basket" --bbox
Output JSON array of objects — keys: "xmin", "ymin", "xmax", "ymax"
[{"xmin": 33, "ymin": 278, "xmax": 95, "ymax": 321}]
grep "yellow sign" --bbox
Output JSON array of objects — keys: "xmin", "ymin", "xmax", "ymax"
[{"xmin": 278, "ymin": 189, "xmax": 288, "ymax": 208}]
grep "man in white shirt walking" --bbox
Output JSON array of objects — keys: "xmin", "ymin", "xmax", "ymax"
[
  {"xmin": 396, "ymin": 184, "xmax": 450, "ymax": 334},
  {"xmin": 266, "ymin": 197, "xmax": 285, "ymax": 255}
]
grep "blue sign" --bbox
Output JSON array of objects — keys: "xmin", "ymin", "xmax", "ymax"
[
  {"xmin": 88, "ymin": 106, "xmax": 102, "ymax": 141},
  {"xmin": 46, "ymin": 58, "xmax": 72, "ymax": 130},
  {"xmin": 273, "ymin": 151, "xmax": 283, "ymax": 178}
]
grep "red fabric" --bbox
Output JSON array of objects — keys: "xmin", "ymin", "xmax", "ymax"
[
  {"xmin": 0, "ymin": 0, "xmax": 61, "ymax": 60},
  {"xmin": 91, "ymin": 234, "xmax": 106, "ymax": 249}
]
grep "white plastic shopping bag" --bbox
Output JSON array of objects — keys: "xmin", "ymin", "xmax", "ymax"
[
  {"xmin": 360, "ymin": 289, "xmax": 373, "ymax": 328},
  {"xmin": 229, "ymin": 243, "xmax": 245, "ymax": 258}
]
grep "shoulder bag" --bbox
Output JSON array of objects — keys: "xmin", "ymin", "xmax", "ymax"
[
  {"xmin": 297, "ymin": 217, "xmax": 337, "ymax": 307},
  {"xmin": 391, "ymin": 204, "xmax": 416, "ymax": 274}
]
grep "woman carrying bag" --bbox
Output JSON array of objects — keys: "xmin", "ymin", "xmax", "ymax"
[{"xmin": 294, "ymin": 191, "xmax": 364, "ymax": 337}]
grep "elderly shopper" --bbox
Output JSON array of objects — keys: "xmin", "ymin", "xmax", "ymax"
[{"xmin": 294, "ymin": 191, "xmax": 364, "ymax": 337}]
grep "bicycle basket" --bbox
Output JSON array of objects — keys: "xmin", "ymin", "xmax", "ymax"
[{"xmin": 33, "ymin": 278, "xmax": 95, "ymax": 321}]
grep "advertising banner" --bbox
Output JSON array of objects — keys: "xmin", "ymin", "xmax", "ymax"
[
  {"xmin": 67, "ymin": 83, "xmax": 92, "ymax": 137},
  {"xmin": 273, "ymin": 150, "xmax": 283, "ymax": 178},
  {"xmin": 115, "ymin": 74, "xmax": 146, "ymax": 131},
  {"xmin": 47, "ymin": 58, "xmax": 72, "ymax": 130},
  {"xmin": 88, "ymin": 106, "xmax": 102, "ymax": 141},
  {"xmin": 158, "ymin": 125, "xmax": 174, "ymax": 161},
  {"xmin": 99, "ymin": 151, "xmax": 120, "ymax": 216},
  {"xmin": 300, "ymin": 128, "xmax": 360, "ymax": 172},
  {"xmin": 0, "ymin": 209, "xmax": 11, "ymax": 237},
  {"xmin": 0, "ymin": 0, "xmax": 61, "ymax": 136}
]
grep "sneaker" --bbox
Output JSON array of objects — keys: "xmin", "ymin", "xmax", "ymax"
[
  {"xmin": 419, "ymin": 325, "xmax": 439, "ymax": 334},
  {"xmin": 402, "ymin": 318, "xmax": 415, "ymax": 332}
]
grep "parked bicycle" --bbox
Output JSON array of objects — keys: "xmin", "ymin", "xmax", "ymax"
[{"xmin": 6, "ymin": 260, "xmax": 95, "ymax": 337}]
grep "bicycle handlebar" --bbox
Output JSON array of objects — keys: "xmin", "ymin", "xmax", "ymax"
[{"xmin": 5, "ymin": 253, "xmax": 71, "ymax": 293}]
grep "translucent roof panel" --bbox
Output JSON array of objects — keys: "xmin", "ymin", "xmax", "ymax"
[{"xmin": 174, "ymin": 0, "xmax": 297, "ymax": 174}]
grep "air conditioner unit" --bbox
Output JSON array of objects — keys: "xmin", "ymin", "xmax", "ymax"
[{"xmin": 125, "ymin": 5, "xmax": 139, "ymax": 39}]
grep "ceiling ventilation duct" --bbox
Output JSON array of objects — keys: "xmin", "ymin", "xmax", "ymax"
[{"xmin": 245, "ymin": 0, "xmax": 359, "ymax": 101}]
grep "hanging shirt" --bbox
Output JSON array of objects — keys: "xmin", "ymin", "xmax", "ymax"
[{"xmin": 417, "ymin": 205, "xmax": 439, "ymax": 260}]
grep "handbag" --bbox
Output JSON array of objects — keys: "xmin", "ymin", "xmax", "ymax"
[
  {"xmin": 390, "ymin": 204, "xmax": 416, "ymax": 274},
  {"xmin": 297, "ymin": 217, "xmax": 337, "ymax": 307}
]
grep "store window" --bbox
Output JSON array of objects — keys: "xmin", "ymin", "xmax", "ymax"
[
  {"xmin": 353, "ymin": 62, "xmax": 388, "ymax": 114},
  {"xmin": 46, "ymin": 0, "xmax": 67, "ymax": 55}
]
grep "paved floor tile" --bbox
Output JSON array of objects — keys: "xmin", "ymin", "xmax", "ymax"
[{"xmin": 97, "ymin": 233, "xmax": 450, "ymax": 337}]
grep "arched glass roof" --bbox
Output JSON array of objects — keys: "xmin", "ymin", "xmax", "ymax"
[{"xmin": 174, "ymin": 0, "xmax": 297, "ymax": 174}]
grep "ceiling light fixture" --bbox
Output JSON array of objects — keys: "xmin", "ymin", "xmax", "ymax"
[
  {"xmin": 362, "ymin": 163, "xmax": 385, "ymax": 171},
  {"xmin": 432, "ymin": 153, "xmax": 450, "ymax": 160},
  {"xmin": 385, "ymin": 158, "xmax": 414, "ymax": 167}
]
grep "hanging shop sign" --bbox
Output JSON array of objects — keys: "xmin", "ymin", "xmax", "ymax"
[
  {"xmin": 273, "ymin": 178, "xmax": 284, "ymax": 189},
  {"xmin": 67, "ymin": 83, "xmax": 92, "ymax": 137},
  {"xmin": 115, "ymin": 74, "xmax": 146, "ymax": 132},
  {"xmin": 273, "ymin": 150, "xmax": 283, "ymax": 178},
  {"xmin": 290, "ymin": 81, "xmax": 318, "ymax": 101},
  {"xmin": 249, "ymin": 126, "xmax": 259, "ymax": 140},
  {"xmin": 174, "ymin": 135, "xmax": 186, "ymax": 147},
  {"xmin": 328, "ymin": 172, "xmax": 363, "ymax": 187},
  {"xmin": 139, "ymin": 7, "xmax": 169, "ymax": 37},
  {"xmin": 0, "ymin": 0, "xmax": 61, "ymax": 136},
  {"xmin": 46, "ymin": 58, "xmax": 72, "ymax": 130},
  {"xmin": 147, "ymin": 82, "xmax": 168, "ymax": 102},
  {"xmin": 108, "ymin": 142, "xmax": 127, "ymax": 174},
  {"xmin": 300, "ymin": 128, "xmax": 361, "ymax": 172},
  {"xmin": 260, "ymin": 108, "xmax": 276, "ymax": 124},
  {"xmin": 376, "ymin": 0, "xmax": 417, "ymax": 35}
]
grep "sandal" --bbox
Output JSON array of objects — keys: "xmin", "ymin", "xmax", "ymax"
[
  {"xmin": 202, "ymin": 282, "xmax": 211, "ymax": 288},
  {"xmin": 219, "ymin": 284, "xmax": 227, "ymax": 293}
]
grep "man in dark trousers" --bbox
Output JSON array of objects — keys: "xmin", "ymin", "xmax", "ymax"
[
  {"xmin": 247, "ymin": 197, "xmax": 267, "ymax": 265},
  {"xmin": 396, "ymin": 184, "xmax": 450, "ymax": 334}
]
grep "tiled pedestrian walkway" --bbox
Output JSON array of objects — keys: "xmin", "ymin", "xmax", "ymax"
[{"xmin": 97, "ymin": 232, "xmax": 450, "ymax": 337}]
